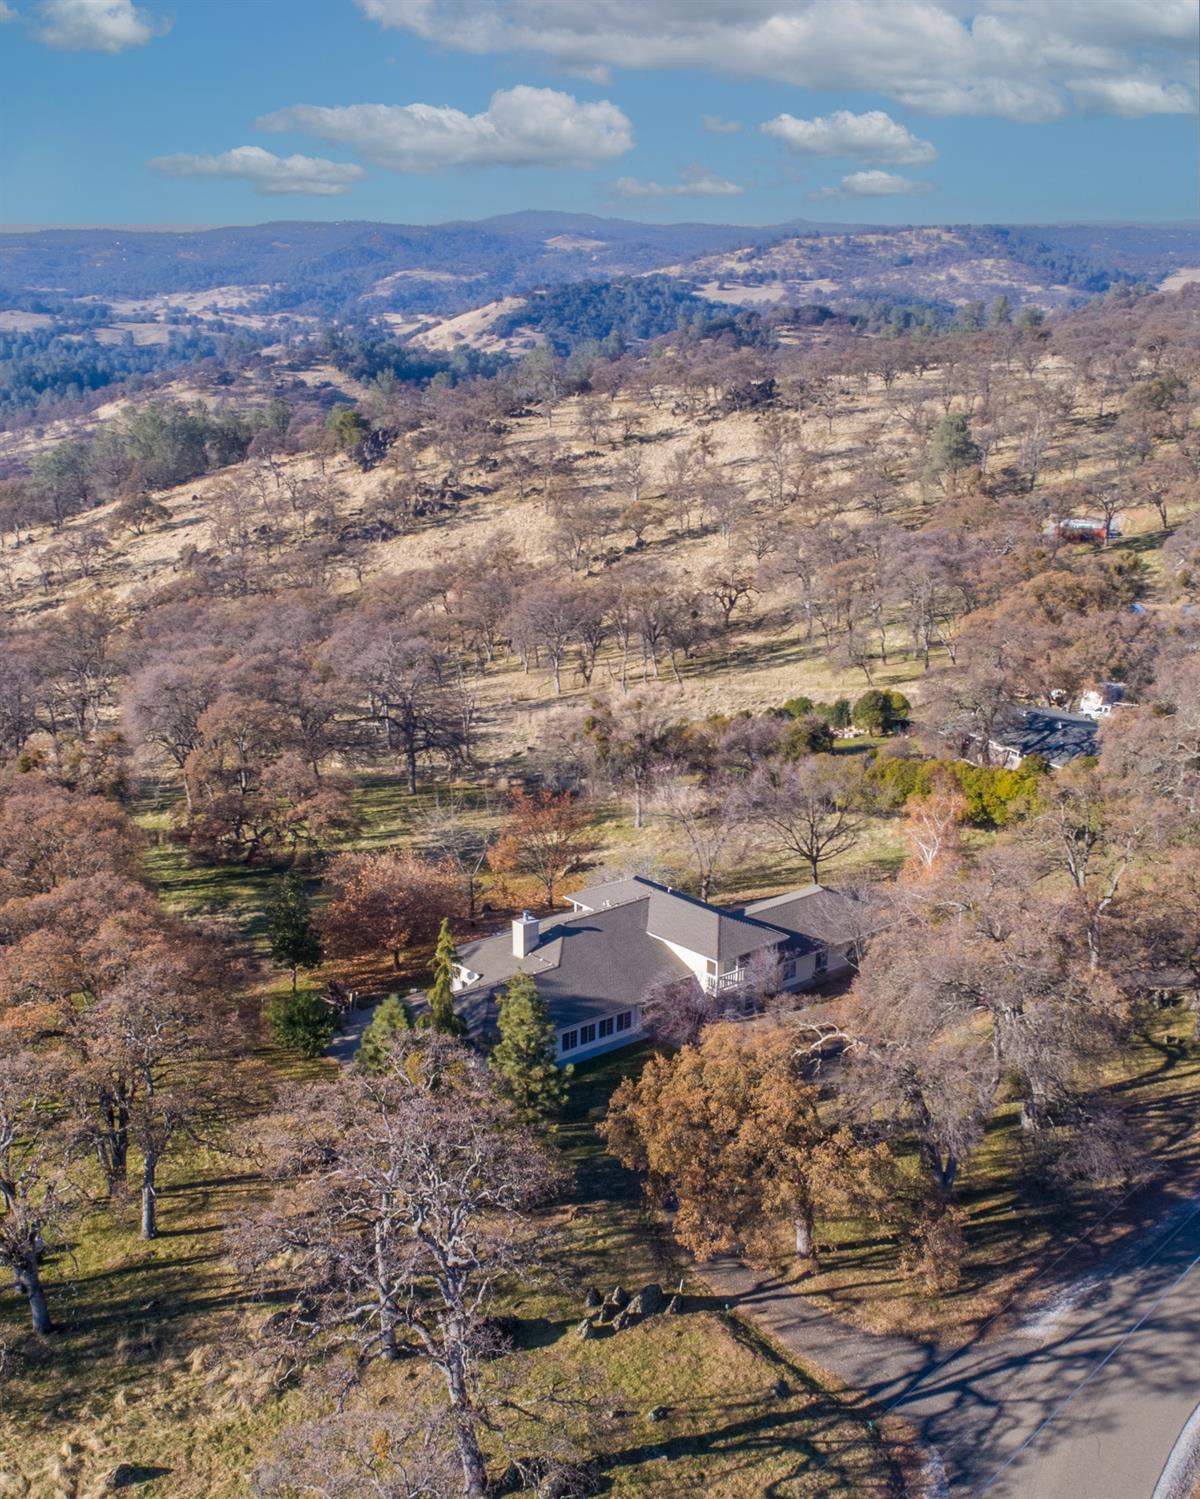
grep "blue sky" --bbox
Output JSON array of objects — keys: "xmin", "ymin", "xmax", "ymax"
[{"xmin": 0, "ymin": 0, "xmax": 1196, "ymax": 227}]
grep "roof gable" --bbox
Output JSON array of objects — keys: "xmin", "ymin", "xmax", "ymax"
[{"xmin": 573, "ymin": 874, "xmax": 786, "ymax": 963}]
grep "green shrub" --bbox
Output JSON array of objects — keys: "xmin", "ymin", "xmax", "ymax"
[
  {"xmin": 358, "ymin": 994, "xmax": 413, "ymax": 1074},
  {"xmin": 865, "ymin": 752, "xmax": 1047, "ymax": 826},
  {"xmin": 268, "ymin": 988, "xmax": 336, "ymax": 1058},
  {"xmin": 852, "ymin": 690, "xmax": 912, "ymax": 735},
  {"xmin": 780, "ymin": 716, "xmax": 836, "ymax": 757},
  {"xmin": 865, "ymin": 751, "xmax": 930, "ymax": 809},
  {"xmin": 326, "ymin": 403, "xmax": 369, "ymax": 449},
  {"xmin": 778, "ymin": 697, "xmax": 851, "ymax": 729},
  {"xmin": 954, "ymin": 757, "xmax": 1046, "ymax": 826}
]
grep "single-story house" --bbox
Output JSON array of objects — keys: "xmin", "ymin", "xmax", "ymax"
[
  {"xmin": 447, "ymin": 875, "xmax": 863, "ymax": 1066},
  {"xmin": 985, "ymin": 704, "xmax": 1099, "ymax": 770}
]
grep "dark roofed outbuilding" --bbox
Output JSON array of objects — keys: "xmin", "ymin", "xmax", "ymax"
[{"xmin": 988, "ymin": 705, "xmax": 1099, "ymax": 769}]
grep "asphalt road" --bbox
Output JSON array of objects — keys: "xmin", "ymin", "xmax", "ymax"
[
  {"xmin": 894, "ymin": 1196, "xmax": 1200, "ymax": 1497},
  {"xmin": 707, "ymin": 1196, "xmax": 1200, "ymax": 1497}
]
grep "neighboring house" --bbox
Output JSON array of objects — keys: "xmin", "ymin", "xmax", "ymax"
[
  {"xmin": 1044, "ymin": 516, "xmax": 1122, "ymax": 543},
  {"xmin": 447, "ymin": 875, "xmax": 863, "ymax": 1066},
  {"xmin": 1078, "ymin": 682, "xmax": 1127, "ymax": 720},
  {"xmin": 985, "ymin": 704, "xmax": 1099, "ymax": 770}
]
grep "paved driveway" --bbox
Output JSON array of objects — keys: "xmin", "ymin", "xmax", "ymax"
[{"xmin": 706, "ymin": 1196, "xmax": 1200, "ymax": 1497}]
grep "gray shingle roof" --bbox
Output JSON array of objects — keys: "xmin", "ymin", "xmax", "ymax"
[
  {"xmin": 448, "ymin": 877, "xmax": 867, "ymax": 1037},
  {"xmin": 571, "ymin": 875, "xmax": 784, "ymax": 963},
  {"xmin": 645, "ymin": 886, "xmax": 783, "ymax": 964},
  {"xmin": 990, "ymin": 705, "xmax": 1099, "ymax": 767},
  {"xmin": 569, "ymin": 876, "xmax": 654, "ymax": 912},
  {"xmin": 739, "ymin": 885, "xmax": 865, "ymax": 948},
  {"xmin": 454, "ymin": 897, "xmax": 691, "ymax": 1031}
]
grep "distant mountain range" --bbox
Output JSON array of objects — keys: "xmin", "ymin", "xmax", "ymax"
[{"xmin": 1, "ymin": 214, "xmax": 1197, "ymax": 321}]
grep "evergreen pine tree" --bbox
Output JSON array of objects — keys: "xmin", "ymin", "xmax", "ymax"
[
  {"xmin": 358, "ymin": 993, "xmax": 413, "ymax": 1074},
  {"xmin": 925, "ymin": 412, "xmax": 982, "ymax": 485},
  {"xmin": 427, "ymin": 918, "xmax": 466, "ymax": 1036},
  {"xmin": 266, "ymin": 872, "xmax": 324, "ymax": 991},
  {"xmin": 491, "ymin": 972, "xmax": 570, "ymax": 1123},
  {"xmin": 267, "ymin": 988, "xmax": 336, "ymax": 1058}
]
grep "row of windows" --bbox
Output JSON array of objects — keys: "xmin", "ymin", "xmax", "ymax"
[{"xmin": 560, "ymin": 1009, "xmax": 633, "ymax": 1053}]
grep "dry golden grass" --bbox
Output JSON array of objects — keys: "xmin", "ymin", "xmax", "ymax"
[
  {"xmin": 0, "ymin": 1043, "xmax": 905, "ymax": 1499},
  {"xmin": 0, "ymin": 1122, "xmax": 319, "ymax": 1499},
  {"xmin": 757, "ymin": 1012, "xmax": 1200, "ymax": 1345},
  {"xmin": 1, "ymin": 330, "xmax": 1193, "ymax": 1494}
]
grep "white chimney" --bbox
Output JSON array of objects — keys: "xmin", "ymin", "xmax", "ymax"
[{"xmin": 512, "ymin": 910, "xmax": 539, "ymax": 958}]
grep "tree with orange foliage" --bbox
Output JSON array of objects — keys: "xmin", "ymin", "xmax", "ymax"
[
  {"xmin": 321, "ymin": 849, "xmax": 463, "ymax": 972},
  {"xmin": 488, "ymin": 788, "xmax": 595, "ymax": 909},
  {"xmin": 0, "ymin": 775, "xmax": 142, "ymax": 901},
  {"xmin": 0, "ymin": 869, "xmax": 234, "ymax": 1204},
  {"xmin": 904, "ymin": 773, "xmax": 968, "ymax": 877},
  {"xmin": 603, "ymin": 1022, "xmax": 898, "ymax": 1264}
]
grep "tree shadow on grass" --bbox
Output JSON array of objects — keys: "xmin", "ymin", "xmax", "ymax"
[
  {"xmin": 597, "ymin": 1395, "xmax": 885, "ymax": 1496},
  {"xmin": 105, "ymin": 1464, "xmax": 173, "ymax": 1489}
]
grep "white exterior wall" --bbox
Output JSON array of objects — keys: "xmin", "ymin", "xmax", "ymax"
[
  {"xmin": 649, "ymin": 934, "xmax": 711, "ymax": 986},
  {"xmin": 987, "ymin": 740, "xmax": 1024, "ymax": 771},
  {"xmin": 774, "ymin": 943, "xmax": 854, "ymax": 993},
  {"xmin": 555, "ymin": 1006, "xmax": 643, "ymax": 1066},
  {"xmin": 649, "ymin": 933, "xmax": 759, "ymax": 990},
  {"xmin": 780, "ymin": 951, "xmax": 819, "ymax": 990},
  {"xmin": 546, "ymin": 940, "xmax": 852, "ymax": 1067}
]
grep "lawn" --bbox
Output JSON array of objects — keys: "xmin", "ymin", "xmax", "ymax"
[
  {"xmin": 494, "ymin": 1044, "xmax": 906, "ymax": 1496},
  {"xmin": 0, "ymin": 1034, "xmax": 903, "ymax": 1499}
]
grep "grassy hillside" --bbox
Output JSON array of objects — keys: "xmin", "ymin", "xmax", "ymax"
[{"xmin": 2, "ymin": 280, "xmax": 1199, "ymax": 1498}]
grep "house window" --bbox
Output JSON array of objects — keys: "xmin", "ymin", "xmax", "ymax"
[
  {"xmin": 599, "ymin": 1017, "xmax": 615, "ymax": 1038},
  {"xmin": 616, "ymin": 1010, "xmax": 632, "ymax": 1032},
  {"xmin": 706, "ymin": 958, "xmax": 718, "ymax": 976},
  {"xmin": 580, "ymin": 1023, "xmax": 597, "ymax": 1045},
  {"xmin": 815, "ymin": 949, "xmax": 828, "ymax": 975},
  {"xmin": 560, "ymin": 1030, "xmax": 578, "ymax": 1053},
  {"xmin": 781, "ymin": 958, "xmax": 797, "ymax": 982}
]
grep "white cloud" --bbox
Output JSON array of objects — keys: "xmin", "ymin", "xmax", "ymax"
[
  {"xmin": 1068, "ymin": 75, "xmax": 1193, "ymax": 116},
  {"xmin": 148, "ymin": 147, "xmax": 367, "ymax": 197},
  {"xmin": 0, "ymin": 3, "xmax": 17, "ymax": 22},
  {"xmin": 612, "ymin": 165, "xmax": 742, "ymax": 198},
  {"xmin": 762, "ymin": 109, "xmax": 935, "ymax": 164},
  {"xmin": 35, "ymin": 0, "xmax": 162, "ymax": 51},
  {"xmin": 988, "ymin": 0, "xmax": 1197, "ymax": 53},
  {"xmin": 811, "ymin": 169, "xmax": 935, "ymax": 199},
  {"xmin": 701, "ymin": 113, "xmax": 742, "ymax": 134},
  {"xmin": 258, "ymin": 86, "xmax": 633, "ymax": 171},
  {"xmin": 354, "ymin": 0, "xmax": 1197, "ymax": 123}
]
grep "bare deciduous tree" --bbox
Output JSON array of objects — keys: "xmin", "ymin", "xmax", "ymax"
[
  {"xmin": 650, "ymin": 775, "xmax": 747, "ymax": 902},
  {"xmin": 233, "ymin": 1035, "xmax": 564, "ymax": 1499},
  {"xmin": 415, "ymin": 789, "xmax": 496, "ymax": 922},
  {"xmin": 0, "ymin": 1047, "xmax": 84, "ymax": 1336},
  {"xmin": 744, "ymin": 758, "xmax": 866, "ymax": 884}
]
